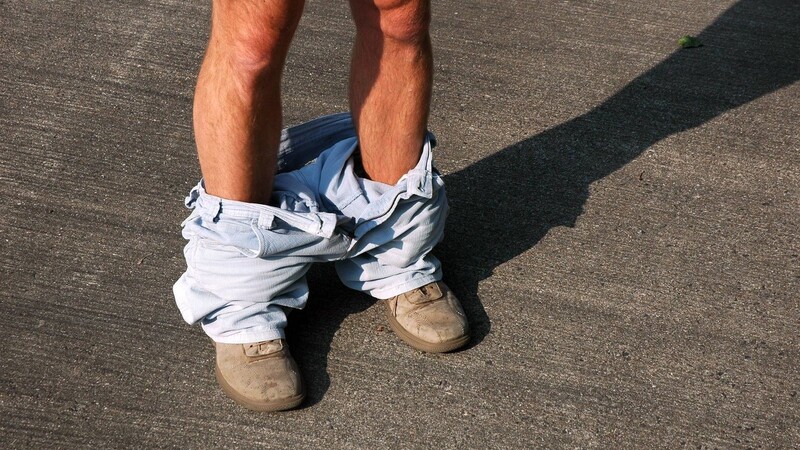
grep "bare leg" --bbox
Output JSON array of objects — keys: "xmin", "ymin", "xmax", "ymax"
[
  {"xmin": 349, "ymin": 0, "xmax": 433, "ymax": 185},
  {"xmin": 188, "ymin": 1, "xmax": 309, "ymax": 412},
  {"xmin": 194, "ymin": 0, "xmax": 305, "ymax": 204}
]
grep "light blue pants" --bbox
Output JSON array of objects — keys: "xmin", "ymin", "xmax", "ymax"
[{"xmin": 173, "ymin": 113, "xmax": 449, "ymax": 343}]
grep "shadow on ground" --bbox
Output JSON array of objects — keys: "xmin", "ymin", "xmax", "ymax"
[
  {"xmin": 291, "ymin": 0, "xmax": 798, "ymax": 405},
  {"xmin": 285, "ymin": 264, "xmax": 373, "ymax": 407},
  {"xmin": 442, "ymin": 0, "xmax": 798, "ymax": 341}
]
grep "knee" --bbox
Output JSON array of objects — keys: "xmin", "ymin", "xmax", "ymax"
[
  {"xmin": 210, "ymin": 0, "xmax": 305, "ymax": 72},
  {"xmin": 352, "ymin": 0, "xmax": 430, "ymax": 44}
]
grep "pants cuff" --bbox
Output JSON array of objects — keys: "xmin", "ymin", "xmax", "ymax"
[
  {"xmin": 368, "ymin": 274, "xmax": 441, "ymax": 300},
  {"xmin": 203, "ymin": 326, "xmax": 287, "ymax": 344}
]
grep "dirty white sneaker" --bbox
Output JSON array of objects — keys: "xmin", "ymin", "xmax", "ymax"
[
  {"xmin": 214, "ymin": 339, "xmax": 305, "ymax": 412},
  {"xmin": 385, "ymin": 282, "xmax": 469, "ymax": 353}
]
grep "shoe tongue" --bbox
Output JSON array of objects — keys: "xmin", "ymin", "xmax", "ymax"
[
  {"xmin": 244, "ymin": 340, "xmax": 283, "ymax": 356},
  {"xmin": 407, "ymin": 283, "xmax": 443, "ymax": 304}
]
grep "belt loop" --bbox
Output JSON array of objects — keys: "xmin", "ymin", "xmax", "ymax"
[
  {"xmin": 257, "ymin": 211, "xmax": 275, "ymax": 229},
  {"xmin": 198, "ymin": 200, "xmax": 223, "ymax": 223},
  {"xmin": 425, "ymin": 130, "xmax": 437, "ymax": 148},
  {"xmin": 248, "ymin": 220, "xmax": 267, "ymax": 258},
  {"xmin": 184, "ymin": 182, "xmax": 203, "ymax": 208},
  {"xmin": 211, "ymin": 201, "xmax": 222, "ymax": 223},
  {"xmin": 422, "ymin": 138, "xmax": 434, "ymax": 174},
  {"xmin": 317, "ymin": 214, "xmax": 336, "ymax": 239},
  {"xmin": 409, "ymin": 140, "xmax": 434, "ymax": 199}
]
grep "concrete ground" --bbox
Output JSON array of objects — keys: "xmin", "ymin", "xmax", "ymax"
[{"xmin": 1, "ymin": 0, "xmax": 798, "ymax": 447}]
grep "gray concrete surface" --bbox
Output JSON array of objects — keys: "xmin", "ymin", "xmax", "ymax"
[{"xmin": 1, "ymin": 0, "xmax": 798, "ymax": 447}]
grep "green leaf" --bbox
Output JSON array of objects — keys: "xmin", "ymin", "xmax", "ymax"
[{"xmin": 677, "ymin": 35, "xmax": 703, "ymax": 49}]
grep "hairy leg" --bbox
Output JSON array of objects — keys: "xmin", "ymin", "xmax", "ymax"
[
  {"xmin": 194, "ymin": 0, "xmax": 305, "ymax": 204},
  {"xmin": 349, "ymin": 0, "xmax": 433, "ymax": 185}
]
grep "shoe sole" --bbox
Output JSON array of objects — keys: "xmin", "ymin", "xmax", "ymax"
[
  {"xmin": 386, "ymin": 312, "xmax": 470, "ymax": 353},
  {"xmin": 215, "ymin": 364, "xmax": 305, "ymax": 412}
]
